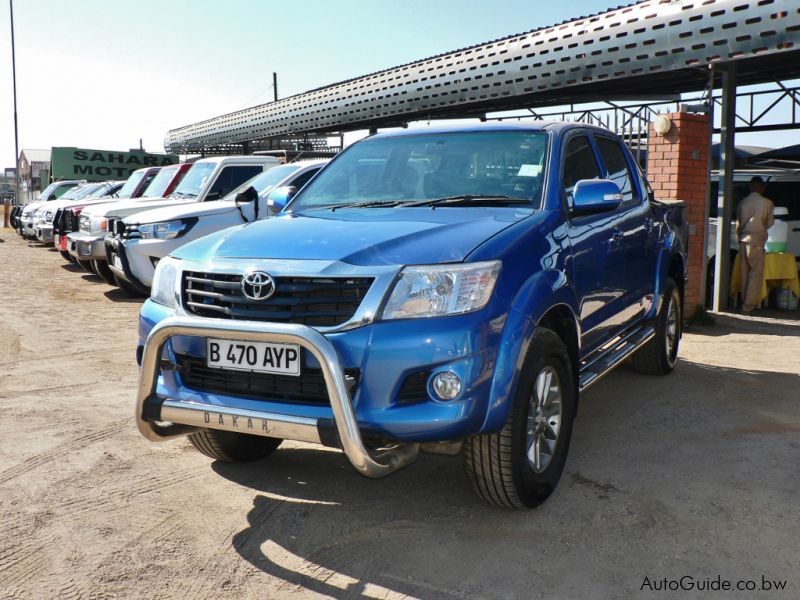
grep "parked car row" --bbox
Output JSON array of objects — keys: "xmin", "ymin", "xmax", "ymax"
[{"xmin": 12, "ymin": 156, "xmax": 329, "ymax": 299}]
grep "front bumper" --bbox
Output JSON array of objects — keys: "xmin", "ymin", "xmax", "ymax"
[
  {"xmin": 137, "ymin": 316, "xmax": 420, "ymax": 478},
  {"xmin": 67, "ymin": 231, "xmax": 107, "ymax": 261},
  {"xmin": 139, "ymin": 294, "xmax": 500, "ymax": 446},
  {"xmin": 35, "ymin": 223, "xmax": 53, "ymax": 243},
  {"xmin": 20, "ymin": 217, "xmax": 36, "ymax": 237}
]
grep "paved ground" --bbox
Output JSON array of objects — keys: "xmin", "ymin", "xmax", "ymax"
[{"xmin": 0, "ymin": 227, "xmax": 798, "ymax": 600}]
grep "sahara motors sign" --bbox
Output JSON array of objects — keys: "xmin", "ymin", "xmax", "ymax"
[{"xmin": 50, "ymin": 147, "xmax": 179, "ymax": 181}]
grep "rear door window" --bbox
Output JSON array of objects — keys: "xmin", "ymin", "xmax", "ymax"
[
  {"xmin": 208, "ymin": 166, "xmax": 264, "ymax": 199},
  {"xmin": 562, "ymin": 135, "xmax": 602, "ymax": 205},
  {"xmin": 595, "ymin": 136, "xmax": 639, "ymax": 205}
]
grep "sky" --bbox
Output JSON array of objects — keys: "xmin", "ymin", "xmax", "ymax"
[{"xmin": 1, "ymin": 0, "xmax": 797, "ymax": 170}]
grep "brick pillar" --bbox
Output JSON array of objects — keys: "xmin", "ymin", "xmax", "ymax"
[{"xmin": 646, "ymin": 111, "xmax": 711, "ymax": 313}]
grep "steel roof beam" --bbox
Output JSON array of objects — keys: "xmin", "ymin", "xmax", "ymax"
[{"xmin": 165, "ymin": 0, "xmax": 800, "ymax": 154}]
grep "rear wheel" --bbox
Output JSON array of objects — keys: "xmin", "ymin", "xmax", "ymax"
[
  {"xmin": 59, "ymin": 250, "xmax": 72, "ymax": 262},
  {"xmin": 92, "ymin": 259, "xmax": 116, "ymax": 285},
  {"xmin": 188, "ymin": 430, "xmax": 282, "ymax": 462},
  {"xmin": 463, "ymin": 328, "xmax": 577, "ymax": 509},
  {"xmin": 632, "ymin": 277, "xmax": 681, "ymax": 375}
]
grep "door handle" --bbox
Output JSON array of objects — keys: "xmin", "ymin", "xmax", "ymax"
[
  {"xmin": 643, "ymin": 217, "xmax": 654, "ymax": 231},
  {"xmin": 792, "ymin": 227, "xmax": 800, "ymax": 232}
]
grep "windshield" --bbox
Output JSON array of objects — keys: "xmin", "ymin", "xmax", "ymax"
[
  {"xmin": 141, "ymin": 166, "xmax": 178, "ymax": 198},
  {"xmin": 117, "ymin": 170, "xmax": 146, "ymax": 199},
  {"xmin": 292, "ymin": 131, "xmax": 548, "ymax": 210},
  {"xmin": 39, "ymin": 182, "xmax": 71, "ymax": 200},
  {"xmin": 224, "ymin": 164, "xmax": 301, "ymax": 201},
  {"xmin": 171, "ymin": 162, "xmax": 214, "ymax": 198},
  {"xmin": 59, "ymin": 183, "xmax": 100, "ymax": 201},
  {"xmin": 86, "ymin": 184, "xmax": 114, "ymax": 199}
]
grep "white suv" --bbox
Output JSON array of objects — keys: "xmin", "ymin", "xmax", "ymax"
[
  {"xmin": 66, "ymin": 155, "xmax": 279, "ymax": 285},
  {"xmin": 108, "ymin": 160, "xmax": 327, "ymax": 294}
]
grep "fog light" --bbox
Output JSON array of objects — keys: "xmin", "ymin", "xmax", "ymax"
[{"xmin": 431, "ymin": 371, "xmax": 462, "ymax": 400}]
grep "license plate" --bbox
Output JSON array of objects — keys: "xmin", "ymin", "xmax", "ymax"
[
  {"xmin": 112, "ymin": 254, "xmax": 122, "ymax": 271},
  {"xmin": 206, "ymin": 339, "xmax": 301, "ymax": 376}
]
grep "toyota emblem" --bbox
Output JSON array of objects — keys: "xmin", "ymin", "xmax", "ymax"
[{"xmin": 241, "ymin": 270, "xmax": 276, "ymax": 301}]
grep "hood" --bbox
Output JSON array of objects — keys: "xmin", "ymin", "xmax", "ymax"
[
  {"xmin": 124, "ymin": 200, "xmax": 237, "ymax": 225},
  {"xmin": 173, "ymin": 207, "xmax": 533, "ymax": 266},
  {"xmin": 22, "ymin": 201, "xmax": 45, "ymax": 215},
  {"xmin": 80, "ymin": 196, "xmax": 195, "ymax": 219}
]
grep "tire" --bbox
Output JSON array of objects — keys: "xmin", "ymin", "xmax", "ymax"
[
  {"xmin": 59, "ymin": 250, "xmax": 72, "ymax": 262},
  {"xmin": 76, "ymin": 258, "xmax": 94, "ymax": 273},
  {"xmin": 463, "ymin": 328, "xmax": 577, "ymax": 509},
  {"xmin": 92, "ymin": 259, "xmax": 116, "ymax": 285},
  {"xmin": 632, "ymin": 277, "xmax": 681, "ymax": 376},
  {"xmin": 188, "ymin": 429, "xmax": 282, "ymax": 462},
  {"xmin": 113, "ymin": 274, "xmax": 146, "ymax": 297}
]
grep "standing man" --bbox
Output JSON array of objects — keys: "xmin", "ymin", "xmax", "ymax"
[{"xmin": 736, "ymin": 176, "xmax": 774, "ymax": 312}]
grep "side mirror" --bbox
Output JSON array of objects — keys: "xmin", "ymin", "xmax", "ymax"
[
  {"xmin": 48, "ymin": 194, "xmax": 57, "ymax": 200},
  {"xmin": 571, "ymin": 179, "xmax": 622, "ymax": 215},
  {"xmin": 234, "ymin": 186, "xmax": 258, "ymax": 203},
  {"xmin": 266, "ymin": 186, "xmax": 296, "ymax": 214}
]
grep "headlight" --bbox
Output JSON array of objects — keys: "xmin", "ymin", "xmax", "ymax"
[
  {"xmin": 381, "ymin": 261, "xmax": 501, "ymax": 320},
  {"xmin": 91, "ymin": 216, "xmax": 108, "ymax": 233},
  {"xmin": 137, "ymin": 219, "xmax": 192, "ymax": 240},
  {"xmin": 80, "ymin": 214, "xmax": 107, "ymax": 233},
  {"xmin": 150, "ymin": 256, "xmax": 181, "ymax": 308}
]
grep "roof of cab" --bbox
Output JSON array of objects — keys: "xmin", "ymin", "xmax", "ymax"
[{"xmin": 368, "ymin": 120, "xmax": 616, "ymax": 139}]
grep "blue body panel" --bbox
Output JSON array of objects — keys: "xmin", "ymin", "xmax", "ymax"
[{"xmin": 138, "ymin": 122, "xmax": 687, "ymax": 443}]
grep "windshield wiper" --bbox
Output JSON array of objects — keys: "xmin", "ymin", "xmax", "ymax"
[
  {"xmin": 170, "ymin": 191, "xmax": 197, "ymax": 199},
  {"xmin": 402, "ymin": 195, "xmax": 532, "ymax": 207},
  {"xmin": 323, "ymin": 199, "xmax": 406, "ymax": 211}
]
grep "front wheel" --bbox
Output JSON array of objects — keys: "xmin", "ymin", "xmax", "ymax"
[
  {"xmin": 631, "ymin": 277, "xmax": 681, "ymax": 375},
  {"xmin": 188, "ymin": 430, "xmax": 282, "ymax": 462},
  {"xmin": 113, "ymin": 274, "xmax": 146, "ymax": 297},
  {"xmin": 92, "ymin": 259, "xmax": 116, "ymax": 285},
  {"xmin": 463, "ymin": 328, "xmax": 577, "ymax": 509},
  {"xmin": 76, "ymin": 258, "xmax": 94, "ymax": 273}
]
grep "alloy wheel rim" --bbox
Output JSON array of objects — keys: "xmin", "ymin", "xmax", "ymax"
[
  {"xmin": 665, "ymin": 296, "xmax": 678, "ymax": 365},
  {"xmin": 525, "ymin": 365, "xmax": 562, "ymax": 473}
]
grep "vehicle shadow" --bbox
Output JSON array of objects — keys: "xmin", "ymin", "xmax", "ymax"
[
  {"xmin": 213, "ymin": 449, "xmax": 487, "ymax": 600},
  {"xmin": 212, "ymin": 358, "xmax": 800, "ymax": 599},
  {"xmin": 686, "ymin": 310, "xmax": 800, "ymax": 338},
  {"xmin": 103, "ymin": 288, "xmax": 145, "ymax": 303},
  {"xmin": 59, "ymin": 262, "xmax": 84, "ymax": 274}
]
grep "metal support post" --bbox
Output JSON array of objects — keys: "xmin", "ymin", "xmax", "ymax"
[
  {"xmin": 698, "ymin": 66, "xmax": 716, "ymax": 309},
  {"xmin": 712, "ymin": 62, "xmax": 737, "ymax": 312}
]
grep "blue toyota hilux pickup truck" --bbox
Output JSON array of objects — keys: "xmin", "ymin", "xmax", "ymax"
[{"xmin": 136, "ymin": 123, "xmax": 687, "ymax": 509}]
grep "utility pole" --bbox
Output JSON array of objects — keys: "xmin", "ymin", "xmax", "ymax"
[
  {"xmin": 273, "ymin": 72, "xmax": 278, "ymax": 102},
  {"xmin": 10, "ymin": 0, "xmax": 20, "ymax": 210}
]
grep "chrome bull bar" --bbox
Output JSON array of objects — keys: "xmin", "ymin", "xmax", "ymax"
[{"xmin": 136, "ymin": 316, "xmax": 419, "ymax": 478}]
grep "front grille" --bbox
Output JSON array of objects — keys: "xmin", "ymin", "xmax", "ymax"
[
  {"xmin": 53, "ymin": 208, "xmax": 64, "ymax": 234},
  {"xmin": 177, "ymin": 355, "xmax": 358, "ymax": 405},
  {"xmin": 63, "ymin": 209, "xmax": 80, "ymax": 233},
  {"xmin": 183, "ymin": 271, "xmax": 374, "ymax": 327}
]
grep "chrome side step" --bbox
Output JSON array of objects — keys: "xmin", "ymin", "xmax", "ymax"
[
  {"xmin": 136, "ymin": 316, "xmax": 419, "ymax": 479},
  {"xmin": 579, "ymin": 325, "xmax": 655, "ymax": 392}
]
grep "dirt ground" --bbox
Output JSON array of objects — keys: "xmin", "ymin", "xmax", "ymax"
[{"xmin": 0, "ymin": 227, "xmax": 798, "ymax": 600}]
